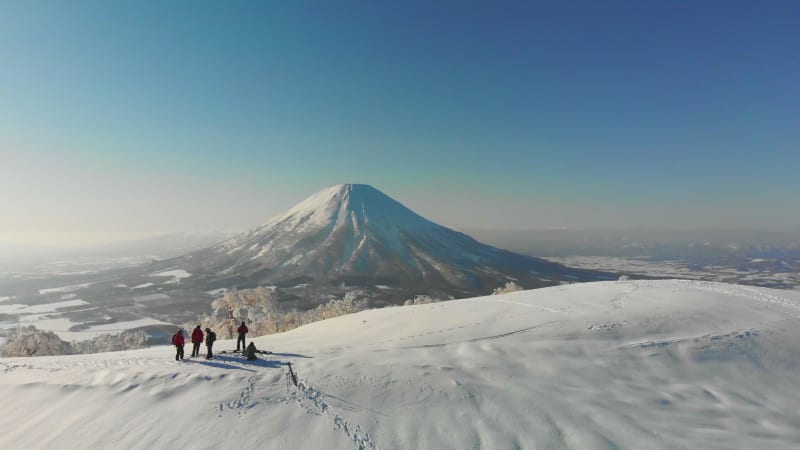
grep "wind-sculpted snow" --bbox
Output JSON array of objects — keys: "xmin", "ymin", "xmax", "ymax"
[{"xmin": 2, "ymin": 280, "xmax": 800, "ymax": 449}]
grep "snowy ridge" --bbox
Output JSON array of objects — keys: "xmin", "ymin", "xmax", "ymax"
[{"xmin": 2, "ymin": 280, "xmax": 800, "ymax": 449}]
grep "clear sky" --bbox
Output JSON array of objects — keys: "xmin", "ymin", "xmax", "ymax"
[{"xmin": 2, "ymin": 1, "xmax": 799, "ymax": 247}]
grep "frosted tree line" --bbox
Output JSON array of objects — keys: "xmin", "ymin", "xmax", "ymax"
[
  {"xmin": 190, "ymin": 287, "xmax": 373, "ymax": 339},
  {"xmin": 1, "ymin": 326, "xmax": 149, "ymax": 357},
  {"xmin": 1, "ymin": 282, "xmax": 525, "ymax": 357},
  {"xmin": 492, "ymin": 281, "xmax": 524, "ymax": 295},
  {"xmin": 195, "ymin": 282, "xmax": 526, "ymax": 340}
]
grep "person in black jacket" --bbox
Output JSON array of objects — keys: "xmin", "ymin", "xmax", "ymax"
[
  {"xmin": 245, "ymin": 342, "xmax": 258, "ymax": 361},
  {"xmin": 205, "ymin": 328, "xmax": 217, "ymax": 360},
  {"xmin": 236, "ymin": 321, "xmax": 248, "ymax": 352}
]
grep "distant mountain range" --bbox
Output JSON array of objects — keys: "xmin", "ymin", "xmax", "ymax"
[
  {"xmin": 0, "ymin": 184, "xmax": 613, "ymax": 330},
  {"xmin": 81, "ymin": 231, "xmax": 236, "ymax": 259}
]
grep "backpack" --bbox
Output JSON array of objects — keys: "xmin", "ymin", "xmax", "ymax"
[{"xmin": 207, "ymin": 331, "xmax": 216, "ymax": 344}]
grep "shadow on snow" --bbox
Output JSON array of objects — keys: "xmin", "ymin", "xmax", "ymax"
[
  {"xmin": 180, "ymin": 351, "xmax": 311, "ymax": 371},
  {"xmin": 183, "ymin": 359, "xmax": 257, "ymax": 372},
  {"xmin": 268, "ymin": 352, "xmax": 313, "ymax": 359},
  {"xmin": 214, "ymin": 354, "xmax": 286, "ymax": 369}
]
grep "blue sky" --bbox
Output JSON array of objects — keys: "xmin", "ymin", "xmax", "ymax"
[{"xmin": 1, "ymin": 1, "xmax": 799, "ymax": 244}]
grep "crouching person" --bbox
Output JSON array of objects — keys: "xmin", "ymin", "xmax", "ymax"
[{"xmin": 245, "ymin": 342, "xmax": 258, "ymax": 361}]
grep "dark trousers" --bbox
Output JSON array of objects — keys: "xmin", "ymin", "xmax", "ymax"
[
  {"xmin": 206, "ymin": 343, "xmax": 214, "ymax": 359},
  {"xmin": 191, "ymin": 342, "xmax": 201, "ymax": 357},
  {"xmin": 237, "ymin": 333, "xmax": 246, "ymax": 351},
  {"xmin": 175, "ymin": 345, "xmax": 184, "ymax": 360}
]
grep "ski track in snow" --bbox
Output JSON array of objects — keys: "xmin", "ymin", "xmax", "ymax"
[
  {"xmin": 219, "ymin": 375, "xmax": 266, "ymax": 416},
  {"xmin": 217, "ymin": 371, "xmax": 295, "ymax": 415},
  {"xmin": 609, "ymin": 281, "xmax": 638, "ymax": 309},
  {"xmin": 293, "ymin": 377, "xmax": 379, "ymax": 450},
  {"xmin": 398, "ymin": 320, "xmax": 564, "ymax": 350},
  {"xmin": 622, "ymin": 329, "xmax": 761, "ymax": 350},
  {"xmin": 209, "ymin": 358, "xmax": 379, "ymax": 450},
  {"xmin": 4, "ymin": 348, "xmax": 381, "ymax": 450}
]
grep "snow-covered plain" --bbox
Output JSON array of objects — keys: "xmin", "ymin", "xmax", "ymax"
[
  {"xmin": 38, "ymin": 282, "xmax": 93, "ymax": 295},
  {"xmin": 2, "ymin": 280, "xmax": 800, "ymax": 449},
  {"xmin": 150, "ymin": 269, "xmax": 192, "ymax": 280},
  {"xmin": 545, "ymin": 255, "xmax": 800, "ymax": 289},
  {"xmin": 0, "ymin": 314, "xmax": 172, "ymax": 342},
  {"xmin": 0, "ymin": 299, "xmax": 89, "ymax": 315},
  {"xmin": 47, "ymin": 317, "xmax": 174, "ymax": 342},
  {"xmin": 0, "ymin": 296, "xmax": 173, "ymax": 342}
]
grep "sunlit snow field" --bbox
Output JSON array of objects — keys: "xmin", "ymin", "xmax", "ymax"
[{"xmin": 2, "ymin": 279, "xmax": 799, "ymax": 449}]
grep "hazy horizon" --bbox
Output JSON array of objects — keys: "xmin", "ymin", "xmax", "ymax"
[
  {"xmin": 3, "ymin": 2, "xmax": 800, "ymax": 248},
  {"xmin": 3, "ymin": 220, "xmax": 800, "ymax": 256}
]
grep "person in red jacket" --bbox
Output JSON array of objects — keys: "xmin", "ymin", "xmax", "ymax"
[
  {"xmin": 236, "ymin": 321, "xmax": 248, "ymax": 352},
  {"xmin": 172, "ymin": 329, "xmax": 185, "ymax": 361},
  {"xmin": 190, "ymin": 325, "xmax": 204, "ymax": 357}
]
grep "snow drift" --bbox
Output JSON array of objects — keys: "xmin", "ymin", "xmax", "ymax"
[{"xmin": 2, "ymin": 279, "xmax": 799, "ymax": 449}]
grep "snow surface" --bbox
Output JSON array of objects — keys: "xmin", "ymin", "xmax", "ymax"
[
  {"xmin": 0, "ymin": 310, "xmax": 170, "ymax": 342},
  {"xmin": 50, "ymin": 318, "xmax": 173, "ymax": 342},
  {"xmin": 546, "ymin": 256, "xmax": 800, "ymax": 289},
  {"xmin": 0, "ymin": 299, "xmax": 89, "ymax": 315},
  {"xmin": 150, "ymin": 269, "xmax": 192, "ymax": 279},
  {"xmin": 131, "ymin": 283, "xmax": 154, "ymax": 289},
  {"xmin": 38, "ymin": 283, "xmax": 93, "ymax": 295},
  {"xmin": 2, "ymin": 280, "xmax": 800, "ymax": 449},
  {"xmin": 133, "ymin": 294, "xmax": 171, "ymax": 302}
]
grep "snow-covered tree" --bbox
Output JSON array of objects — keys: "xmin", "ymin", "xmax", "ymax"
[
  {"xmin": 404, "ymin": 295, "xmax": 441, "ymax": 306},
  {"xmin": 493, "ymin": 281, "xmax": 524, "ymax": 295},
  {"xmin": 73, "ymin": 330, "xmax": 149, "ymax": 354},
  {"xmin": 191, "ymin": 286, "xmax": 372, "ymax": 340},
  {"xmin": 0, "ymin": 327, "xmax": 149, "ymax": 357},
  {"xmin": 1, "ymin": 326, "xmax": 73, "ymax": 357}
]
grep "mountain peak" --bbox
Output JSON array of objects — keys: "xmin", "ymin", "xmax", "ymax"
[
  {"xmin": 203, "ymin": 183, "xmax": 604, "ymax": 302},
  {"xmin": 263, "ymin": 183, "xmax": 430, "ymax": 234},
  {"xmin": 331, "ymin": 183, "xmax": 378, "ymax": 192}
]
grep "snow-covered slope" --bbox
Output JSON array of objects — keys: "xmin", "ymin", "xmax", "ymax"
[{"xmin": 2, "ymin": 280, "xmax": 799, "ymax": 449}]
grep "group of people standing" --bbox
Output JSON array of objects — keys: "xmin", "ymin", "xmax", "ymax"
[{"xmin": 171, "ymin": 321, "xmax": 250, "ymax": 361}]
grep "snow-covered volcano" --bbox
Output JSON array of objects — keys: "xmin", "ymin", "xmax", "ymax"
[
  {"xmin": 3, "ymin": 280, "xmax": 799, "ymax": 449},
  {"xmin": 175, "ymin": 184, "xmax": 607, "ymax": 298},
  {"xmin": 0, "ymin": 184, "xmax": 611, "ymax": 335}
]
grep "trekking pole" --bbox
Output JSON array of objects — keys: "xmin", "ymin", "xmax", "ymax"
[{"xmin": 287, "ymin": 362, "xmax": 298, "ymax": 387}]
